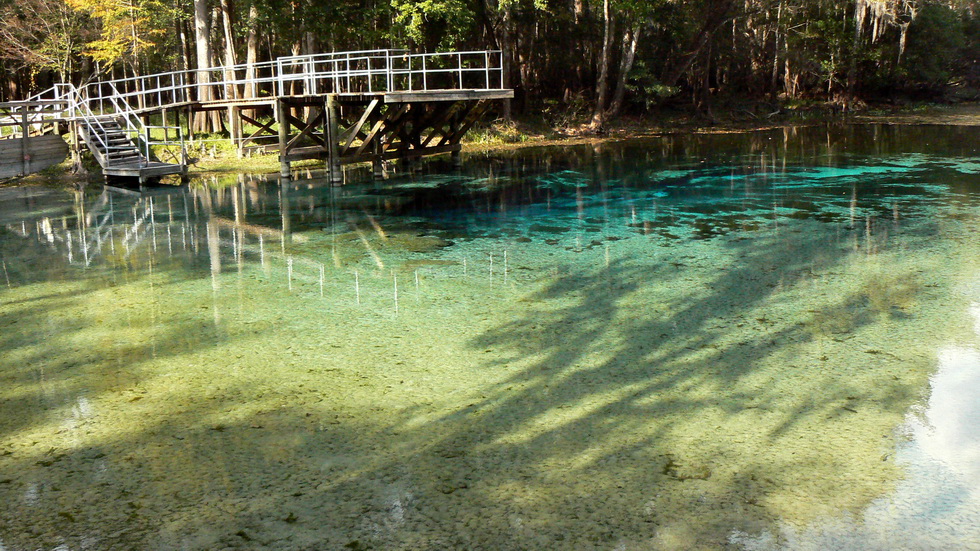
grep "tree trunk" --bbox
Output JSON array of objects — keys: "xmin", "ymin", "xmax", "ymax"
[
  {"xmin": 661, "ymin": 0, "xmax": 735, "ymax": 90},
  {"xmin": 180, "ymin": 17, "xmax": 193, "ymax": 74},
  {"xmin": 845, "ymin": 0, "xmax": 866, "ymax": 107},
  {"xmin": 607, "ymin": 21, "xmax": 641, "ymax": 119},
  {"xmin": 193, "ymin": 0, "xmax": 221, "ymax": 133},
  {"xmin": 244, "ymin": 4, "xmax": 259, "ymax": 99},
  {"xmin": 501, "ymin": 1, "xmax": 513, "ymax": 120},
  {"xmin": 220, "ymin": 0, "xmax": 239, "ymax": 100},
  {"xmin": 590, "ymin": 0, "xmax": 613, "ymax": 130}
]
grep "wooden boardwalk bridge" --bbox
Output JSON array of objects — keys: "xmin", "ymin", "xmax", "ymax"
[{"xmin": 0, "ymin": 49, "xmax": 512, "ymax": 183}]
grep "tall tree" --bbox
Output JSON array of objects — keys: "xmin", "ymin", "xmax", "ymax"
[{"xmin": 192, "ymin": 0, "xmax": 222, "ymax": 132}]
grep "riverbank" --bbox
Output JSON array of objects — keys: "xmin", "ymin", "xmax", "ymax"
[
  {"xmin": 4, "ymin": 102, "xmax": 978, "ymax": 188},
  {"xmin": 461, "ymin": 102, "xmax": 980, "ymax": 153}
]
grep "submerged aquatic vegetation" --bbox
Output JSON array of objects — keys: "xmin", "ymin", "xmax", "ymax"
[{"xmin": 0, "ymin": 124, "xmax": 978, "ymax": 550}]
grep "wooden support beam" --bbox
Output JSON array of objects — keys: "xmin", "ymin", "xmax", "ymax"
[
  {"xmin": 339, "ymin": 98, "xmax": 380, "ymax": 155},
  {"xmin": 438, "ymin": 100, "xmax": 490, "ymax": 146},
  {"xmin": 353, "ymin": 104, "xmax": 408, "ymax": 158},
  {"xmin": 240, "ymin": 112, "xmax": 277, "ymax": 148},
  {"xmin": 284, "ymin": 108, "xmax": 325, "ymax": 150},
  {"xmin": 420, "ymin": 102, "xmax": 463, "ymax": 148},
  {"xmin": 381, "ymin": 104, "xmax": 417, "ymax": 158},
  {"xmin": 228, "ymin": 105, "xmax": 243, "ymax": 158}
]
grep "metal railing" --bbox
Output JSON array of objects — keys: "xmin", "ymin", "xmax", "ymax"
[
  {"xmin": 0, "ymin": 86, "xmax": 70, "ymax": 138},
  {"xmin": 75, "ymin": 49, "xmax": 503, "ymax": 113},
  {"xmin": 63, "ymin": 81, "xmax": 185, "ymax": 170}
]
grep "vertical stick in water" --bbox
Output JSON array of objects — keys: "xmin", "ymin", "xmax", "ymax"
[
  {"xmin": 415, "ymin": 270, "xmax": 420, "ymax": 301},
  {"xmin": 393, "ymin": 270, "xmax": 399, "ymax": 314},
  {"xmin": 504, "ymin": 250, "xmax": 508, "ymax": 284},
  {"xmin": 319, "ymin": 263, "xmax": 325, "ymax": 297},
  {"xmin": 259, "ymin": 234, "xmax": 265, "ymax": 268},
  {"xmin": 355, "ymin": 269, "xmax": 361, "ymax": 305},
  {"xmin": 463, "ymin": 257, "xmax": 467, "ymax": 276},
  {"xmin": 489, "ymin": 253, "xmax": 493, "ymax": 285},
  {"xmin": 287, "ymin": 256, "xmax": 293, "ymax": 291},
  {"xmin": 2, "ymin": 260, "xmax": 10, "ymax": 288}
]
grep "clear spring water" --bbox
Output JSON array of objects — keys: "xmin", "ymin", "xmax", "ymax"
[{"xmin": 0, "ymin": 124, "xmax": 978, "ymax": 550}]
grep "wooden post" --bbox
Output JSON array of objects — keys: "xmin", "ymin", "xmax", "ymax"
[
  {"xmin": 450, "ymin": 108, "xmax": 462, "ymax": 168},
  {"xmin": 228, "ymin": 105, "xmax": 242, "ymax": 158},
  {"xmin": 325, "ymin": 94, "xmax": 341, "ymax": 184},
  {"xmin": 186, "ymin": 105, "xmax": 195, "ymax": 145},
  {"xmin": 20, "ymin": 110, "xmax": 29, "ymax": 176},
  {"xmin": 372, "ymin": 135, "xmax": 384, "ymax": 178},
  {"xmin": 276, "ymin": 98, "xmax": 290, "ymax": 178},
  {"xmin": 70, "ymin": 120, "xmax": 81, "ymax": 171}
]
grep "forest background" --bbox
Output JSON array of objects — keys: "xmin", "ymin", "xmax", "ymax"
[{"xmin": 1, "ymin": 0, "xmax": 978, "ymax": 132}]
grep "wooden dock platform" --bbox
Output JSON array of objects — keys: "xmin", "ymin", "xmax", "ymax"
[{"xmin": 1, "ymin": 49, "xmax": 512, "ymax": 183}]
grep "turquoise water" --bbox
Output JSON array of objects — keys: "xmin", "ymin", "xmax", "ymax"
[{"xmin": 0, "ymin": 124, "xmax": 978, "ymax": 549}]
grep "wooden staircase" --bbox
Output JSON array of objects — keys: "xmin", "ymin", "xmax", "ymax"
[{"xmin": 79, "ymin": 118, "xmax": 185, "ymax": 182}]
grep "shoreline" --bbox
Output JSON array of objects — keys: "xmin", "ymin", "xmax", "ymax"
[
  {"xmin": 4, "ymin": 102, "xmax": 978, "ymax": 188},
  {"xmin": 463, "ymin": 102, "xmax": 980, "ymax": 155}
]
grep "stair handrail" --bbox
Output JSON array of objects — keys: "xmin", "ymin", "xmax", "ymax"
[
  {"xmin": 104, "ymin": 82, "xmax": 153, "ymax": 168},
  {"xmin": 68, "ymin": 86, "xmax": 118, "ymax": 162},
  {"xmin": 100, "ymin": 81, "xmax": 186, "ymax": 169}
]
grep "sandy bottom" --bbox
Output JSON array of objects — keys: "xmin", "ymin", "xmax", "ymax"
[{"xmin": 1, "ymin": 150, "xmax": 979, "ymax": 550}]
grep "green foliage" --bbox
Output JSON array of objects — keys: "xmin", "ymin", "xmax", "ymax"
[
  {"xmin": 467, "ymin": 119, "xmax": 533, "ymax": 144},
  {"xmin": 899, "ymin": 4, "xmax": 968, "ymax": 93},
  {"xmin": 3, "ymin": 0, "xmax": 979, "ymax": 112},
  {"xmin": 66, "ymin": 0, "xmax": 164, "ymax": 65},
  {"xmin": 626, "ymin": 59, "xmax": 680, "ymax": 110},
  {"xmin": 391, "ymin": 0, "xmax": 476, "ymax": 50}
]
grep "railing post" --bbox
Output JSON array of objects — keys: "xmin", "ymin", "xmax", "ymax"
[
  {"xmin": 485, "ymin": 51, "xmax": 490, "ymax": 89},
  {"xmin": 499, "ymin": 51, "xmax": 504, "ymax": 89},
  {"xmin": 422, "ymin": 56, "xmax": 427, "ymax": 90},
  {"xmin": 458, "ymin": 53, "xmax": 464, "ymax": 89},
  {"xmin": 345, "ymin": 53, "xmax": 351, "ymax": 93},
  {"xmin": 367, "ymin": 56, "xmax": 372, "ymax": 92},
  {"xmin": 276, "ymin": 59, "xmax": 283, "ymax": 97},
  {"xmin": 309, "ymin": 58, "xmax": 316, "ymax": 95},
  {"xmin": 387, "ymin": 53, "xmax": 394, "ymax": 92},
  {"xmin": 407, "ymin": 56, "xmax": 413, "ymax": 91}
]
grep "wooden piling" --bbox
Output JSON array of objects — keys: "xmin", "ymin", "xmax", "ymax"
[
  {"xmin": 276, "ymin": 99, "xmax": 290, "ymax": 178},
  {"xmin": 325, "ymin": 94, "xmax": 341, "ymax": 183}
]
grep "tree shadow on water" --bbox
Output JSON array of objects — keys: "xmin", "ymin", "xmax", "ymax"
[
  {"xmin": 368, "ymin": 224, "xmax": 930, "ymax": 548},
  {"xmin": 0, "ymin": 223, "xmax": 935, "ymax": 551}
]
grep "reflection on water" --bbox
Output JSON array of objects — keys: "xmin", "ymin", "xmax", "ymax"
[
  {"xmin": 733, "ymin": 293, "xmax": 980, "ymax": 550},
  {"xmin": 0, "ymin": 124, "xmax": 978, "ymax": 550}
]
